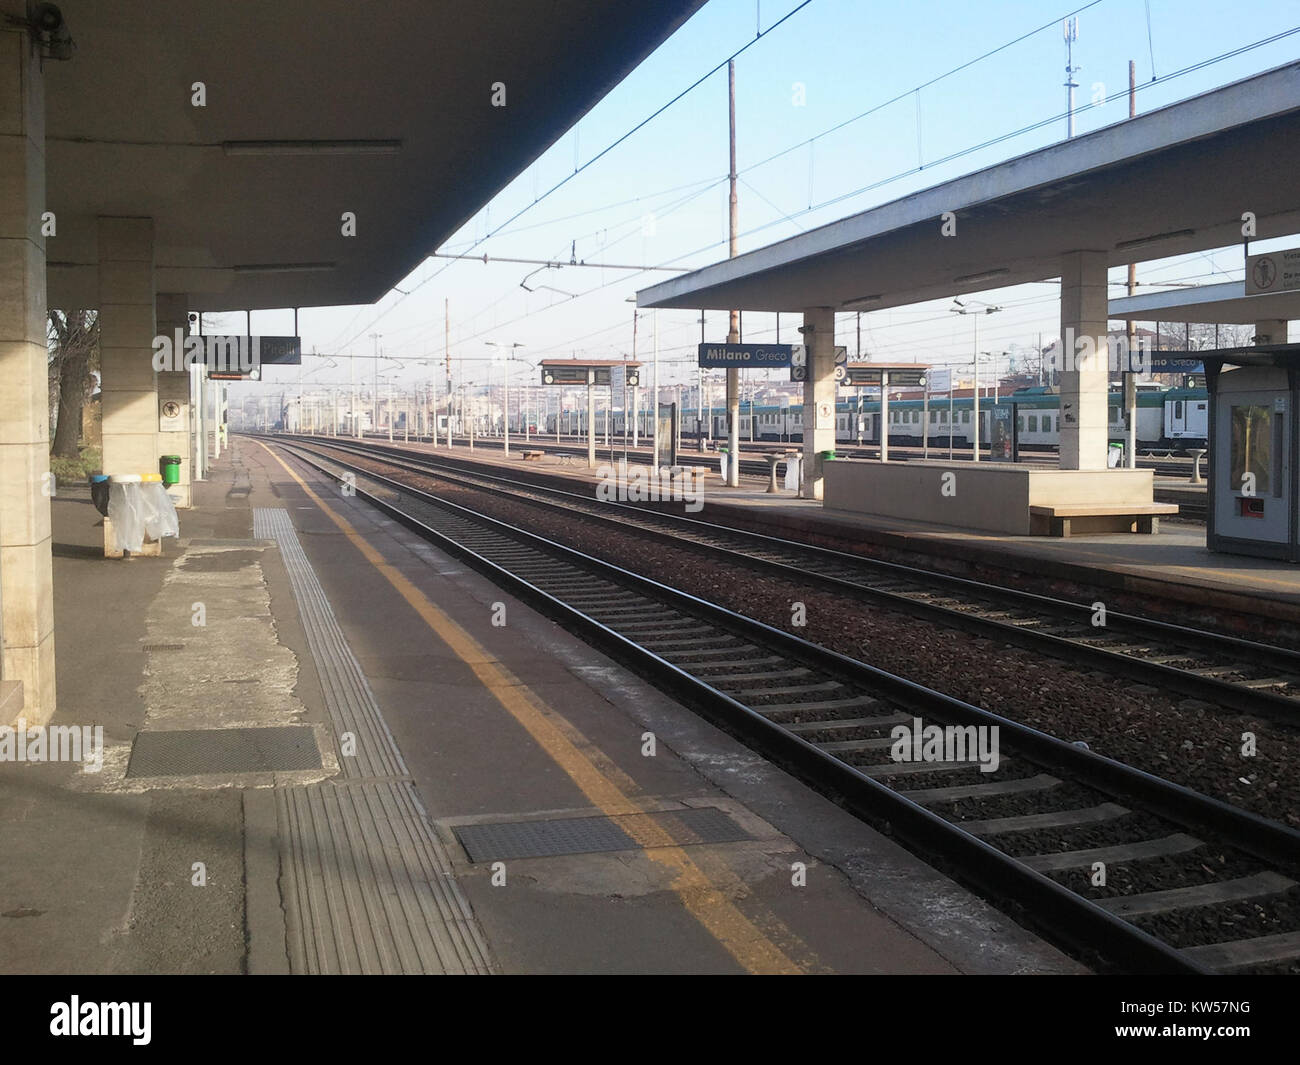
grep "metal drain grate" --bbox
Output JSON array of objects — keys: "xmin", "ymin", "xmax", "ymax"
[
  {"xmin": 454, "ymin": 806, "xmax": 752, "ymax": 862},
  {"xmin": 126, "ymin": 726, "xmax": 322, "ymax": 777}
]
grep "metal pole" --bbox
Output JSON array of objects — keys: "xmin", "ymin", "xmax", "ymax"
[
  {"xmin": 652, "ymin": 311, "xmax": 660, "ymax": 467},
  {"xmin": 923, "ymin": 387, "xmax": 929, "ymax": 459},
  {"xmin": 972, "ymin": 316, "xmax": 980, "ymax": 463},
  {"xmin": 370, "ymin": 332, "xmax": 382, "ymax": 438},
  {"xmin": 586, "ymin": 374, "xmax": 596, "ymax": 469},
  {"xmin": 881, "ymin": 375, "xmax": 890, "ymax": 463},
  {"xmin": 1125, "ymin": 59, "xmax": 1138, "ymax": 470},
  {"xmin": 725, "ymin": 59, "xmax": 741, "ymax": 486}
]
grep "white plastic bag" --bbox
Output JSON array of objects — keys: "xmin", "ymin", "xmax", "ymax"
[
  {"xmin": 140, "ymin": 482, "xmax": 180, "ymax": 539},
  {"xmin": 783, "ymin": 453, "xmax": 801, "ymax": 492},
  {"xmin": 107, "ymin": 481, "xmax": 146, "ymax": 553}
]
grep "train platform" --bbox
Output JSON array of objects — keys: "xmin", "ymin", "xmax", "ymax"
[
  {"xmin": 365, "ymin": 437, "xmax": 1299, "ymax": 624},
  {"xmin": 0, "ymin": 436, "xmax": 1084, "ymax": 975}
]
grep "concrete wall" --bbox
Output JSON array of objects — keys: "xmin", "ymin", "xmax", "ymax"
[{"xmin": 824, "ymin": 460, "xmax": 1157, "ymax": 535}]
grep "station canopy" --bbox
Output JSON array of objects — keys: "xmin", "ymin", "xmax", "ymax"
[
  {"xmin": 1110, "ymin": 281, "xmax": 1300, "ymax": 325},
  {"xmin": 636, "ymin": 61, "xmax": 1300, "ymax": 315},
  {"xmin": 42, "ymin": 0, "xmax": 704, "ymax": 312}
]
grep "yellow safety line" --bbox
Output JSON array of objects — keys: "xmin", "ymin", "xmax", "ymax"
[{"xmin": 254, "ymin": 440, "xmax": 805, "ymax": 974}]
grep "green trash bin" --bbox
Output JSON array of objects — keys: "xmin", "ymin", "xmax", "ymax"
[
  {"xmin": 820, "ymin": 449, "xmax": 836, "ymax": 461},
  {"xmin": 160, "ymin": 454, "xmax": 182, "ymax": 486}
]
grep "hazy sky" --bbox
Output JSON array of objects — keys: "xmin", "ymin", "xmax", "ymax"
[{"xmin": 241, "ymin": 0, "xmax": 1300, "ymax": 402}]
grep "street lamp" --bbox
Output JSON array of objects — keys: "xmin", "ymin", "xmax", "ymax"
[{"xmin": 950, "ymin": 300, "xmax": 1002, "ymax": 462}]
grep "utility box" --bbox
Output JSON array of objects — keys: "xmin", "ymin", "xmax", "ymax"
[{"xmin": 1206, "ymin": 358, "xmax": 1297, "ymax": 561}]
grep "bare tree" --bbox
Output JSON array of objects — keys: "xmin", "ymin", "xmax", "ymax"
[{"xmin": 47, "ymin": 310, "xmax": 99, "ymax": 458}]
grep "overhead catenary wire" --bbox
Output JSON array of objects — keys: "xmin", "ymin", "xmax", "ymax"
[
  {"xmin": 321, "ymin": 22, "xmax": 1299, "ymax": 375},
  {"xmin": 335, "ymin": 0, "xmax": 817, "ymax": 352}
]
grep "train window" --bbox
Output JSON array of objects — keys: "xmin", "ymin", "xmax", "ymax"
[
  {"xmin": 912, "ymin": 411, "xmax": 920, "ymax": 424},
  {"xmin": 962, "ymin": 411, "xmax": 970, "ymax": 423},
  {"xmin": 1016, "ymin": 416, "xmax": 1024, "ymax": 432},
  {"xmin": 1175, "ymin": 401, "xmax": 1183, "ymax": 419},
  {"xmin": 1028, "ymin": 415, "xmax": 1038, "ymax": 432},
  {"xmin": 1109, "ymin": 406, "xmax": 1119, "ymax": 422}
]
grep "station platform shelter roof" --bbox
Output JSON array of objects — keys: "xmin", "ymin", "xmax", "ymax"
[
  {"xmin": 1110, "ymin": 281, "xmax": 1300, "ymax": 326},
  {"xmin": 636, "ymin": 61, "xmax": 1300, "ymax": 315},
  {"xmin": 42, "ymin": 0, "xmax": 704, "ymax": 313}
]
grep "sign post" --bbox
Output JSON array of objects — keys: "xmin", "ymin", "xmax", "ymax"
[
  {"xmin": 586, "ymin": 371, "xmax": 596, "ymax": 468},
  {"xmin": 841, "ymin": 364, "xmax": 929, "ymax": 463},
  {"xmin": 928, "ymin": 369, "xmax": 952, "ymax": 460},
  {"xmin": 881, "ymin": 376, "xmax": 890, "ymax": 463}
]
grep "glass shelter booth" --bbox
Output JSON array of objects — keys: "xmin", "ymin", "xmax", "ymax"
[{"xmin": 1206, "ymin": 353, "xmax": 1300, "ymax": 561}]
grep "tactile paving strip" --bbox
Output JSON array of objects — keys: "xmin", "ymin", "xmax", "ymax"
[
  {"xmin": 126, "ymin": 726, "xmax": 322, "ymax": 777},
  {"xmin": 253, "ymin": 507, "xmax": 405, "ymax": 779},
  {"xmin": 455, "ymin": 806, "xmax": 753, "ymax": 862},
  {"xmin": 253, "ymin": 505, "xmax": 492, "ymax": 974}
]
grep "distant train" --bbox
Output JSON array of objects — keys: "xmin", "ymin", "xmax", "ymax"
[{"xmin": 541, "ymin": 385, "xmax": 1209, "ymax": 453}]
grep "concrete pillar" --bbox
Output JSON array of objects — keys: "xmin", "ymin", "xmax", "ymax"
[
  {"xmin": 98, "ymin": 216, "xmax": 158, "ymax": 555},
  {"xmin": 800, "ymin": 307, "xmax": 836, "ymax": 499},
  {"xmin": 155, "ymin": 293, "xmax": 192, "ymax": 507},
  {"xmin": 1058, "ymin": 250, "xmax": 1110, "ymax": 470},
  {"xmin": 1253, "ymin": 319, "xmax": 1288, "ymax": 347},
  {"xmin": 0, "ymin": 12, "xmax": 55, "ymax": 722}
]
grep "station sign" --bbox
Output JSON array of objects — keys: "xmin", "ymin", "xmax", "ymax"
[
  {"xmin": 843, "ymin": 366, "xmax": 927, "ymax": 388},
  {"xmin": 542, "ymin": 365, "xmax": 597, "ymax": 386},
  {"xmin": 927, "ymin": 368, "xmax": 952, "ymax": 393},
  {"xmin": 1245, "ymin": 246, "xmax": 1300, "ymax": 296},
  {"xmin": 206, "ymin": 335, "xmax": 301, "ymax": 380},
  {"xmin": 1145, "ymin": 355, "xmax": 1204, "ymax": 374},
  {"xmin": 789, "ymin": 345, "xmax": 847, "ymax": 382},
  {"xmin": 697, "ymin": 343, "xmax": 793, "ymax": 368},
  {"xmin": 541, "ymin": 364, "xmax": 640, "ymax": 387},
  {"xmin": 258, "ymin": 336, "xmax": 303, "ymax": 364}
]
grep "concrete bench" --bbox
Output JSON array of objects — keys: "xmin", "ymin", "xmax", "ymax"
[
  {"xmin": 1028, "ymin": 503, "xmax": 1179, "ymax": 537},
  {"xmin": 520, "ymin": 449, "xmax": 545, "ymax": 461}
]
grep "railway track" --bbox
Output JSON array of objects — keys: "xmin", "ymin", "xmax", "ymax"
[
  {"xmin": 272, "ymin": 437, "xmax": 1300, "ymax": 975},
  {"xmin": 414, "ymin": 433, "xmax": 1208, "ymax": 477},
  {"xmin": 283, "ymin": 435, "xmax": 1295, "ymax": 725}
]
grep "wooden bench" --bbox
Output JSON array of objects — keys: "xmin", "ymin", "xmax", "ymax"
[
  {"xmin": 520, "ymin": 449, "xmax": 545, "ymax": 461},
  {"xmin": 1029, "ymin": 503, "xmax": 1179, "ymax": 537}
]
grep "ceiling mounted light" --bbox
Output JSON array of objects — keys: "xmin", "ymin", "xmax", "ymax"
[
  {"xmin": 842, "ymin": 294, "xmax": 882, "ymax": 309},
  {"xmin": 222, "ymin": 140, "xmax": 402, "ymax": 156},
  {"xmin": 1115, "ymin": 228, "xmax": 1195, "ymax": 251},
  {"xmin": 231, "ymin": 262, "xmax": 337, "ymax": 273},
  {"xmin": 953, "ymin": 268, "xmax": 1010, "ymax": 285}
]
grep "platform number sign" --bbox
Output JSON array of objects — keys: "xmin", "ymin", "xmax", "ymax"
[{"xmin": 790, "ymin": 346, "xmax": 847, "ymax": 382}]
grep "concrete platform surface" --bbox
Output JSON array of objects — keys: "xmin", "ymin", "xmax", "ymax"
[{"xmin": 0, "ymin": 437, "xmax": 1083, "ymax": 975}]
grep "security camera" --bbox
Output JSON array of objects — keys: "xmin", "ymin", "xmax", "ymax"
[
  {"xmin": 32, "ymin": 3, "xmax": 62, "ymax": 32},
  {"xmin": 797, "ymin": 324, "xmax": 814, "ymax": 334},
  {"xmin": 32, "ymin": 3, "xmax": 74, "ymax": 60}
]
